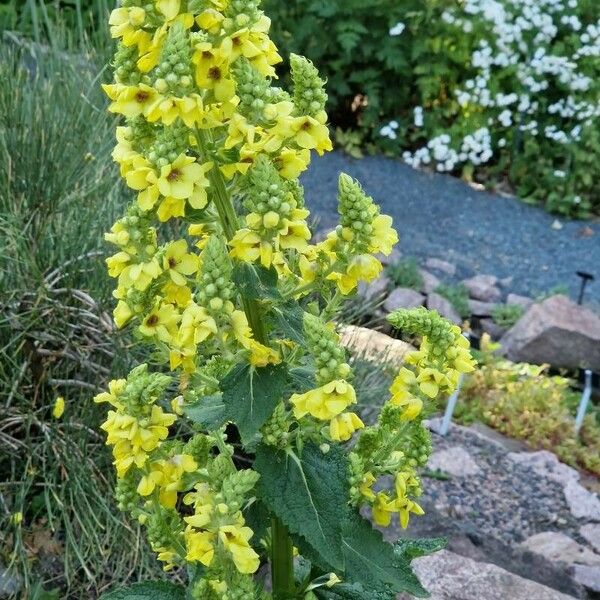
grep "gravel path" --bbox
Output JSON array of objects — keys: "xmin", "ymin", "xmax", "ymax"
[{"xmin": 301, "ymin": 152, "xmax": 600, "ymax": 301}]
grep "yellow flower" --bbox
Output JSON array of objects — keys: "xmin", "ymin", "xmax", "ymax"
[
  {"xmin": 193, "ymin": 43, "xmax": 236, "ymax": 101},
  {"xmin": 416, "ymin": 368, "xmax": 449, "ymax": 399},
  {"xmin": 328, "ymin": 254, "xmax": 382, "ymax": 294},
  {"xmin": 156, "ymin": 0, "xmax": 180, "ymax": 21},
  {"xmin": 229, "ymin": 229, "xmax": 262, "ymax": 264},
  {"xmin": 185, "ymin": 528, "xmax": 216, "ymax": 566},
  {"xmin": 163, "ymin": 240, "xmax": 200, "ymax": 286},
  {"xmin": 161, "ymin": 280, "xmax": 192, "ymax": 308},
  {"xmin": 290, "ymin": 380, "xmax": 356, "ymax": 421},
  {"xmin": 274, "ymin": 147, "xmax": 311, "ymax": 179},
  {"xmin": 157, "ymin": 155, "xmax": 210, "ymax": 200},
  {"xmin": 52, "ymin": 396, "xmax": 65, "ymax": 419},
  {"xmin": 358, "ymin": 472, "xmax": 376, "ymax": 501},
  {"xmin": 372, "ymin": 492, "xmax": 398, "ymax": 527},
  {"xmin": 104, "ymin": 83, "xmax": 159, "ymax": 119},
  {"xmin": 139, "ymin": 303, "xmax": 180, "ymax": 343},
  {"xmin": 218, "ymin": 525, "xmax": 260, "ymax": 574},
  {"xmin": 179, "ymin": 302, "xmax": 218, "ymax": 347},
  {"xmin": 113, "ymin": 300, "xmax": 134, "ymax": 328},
  {"xmin": 122, "ymin": 258, "xmax": 162, "ymax": 291},
  {"xmin": 109, "ymin": 7, "xmax": 148, "ymax": 48},
  {"xmin": 329, "ymin": 412, "xmax": 364, "ymax": 441},
  {"xmin": 397, "ymin": 498, "xmax": 425, "ymax": 529},
  {"xmin": 106, "ymin": 251, "xmax": 131, "ymax": 278},
  {"xmin": 94, "ymin": 378, "xmax": 126, "ymax": 408},
  {"xmin": 291, "ymin": 116, "xmax": 333, "ymax": 155},
  {"xmin": 368, "ymin": 214, "xmax": 398, "ymax": 256}
]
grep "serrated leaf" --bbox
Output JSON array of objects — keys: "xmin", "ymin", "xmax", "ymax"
[
  {"xmin": 254, "ymin": 443, "xmax": 348, "ymax": 570},
  {"xmin": 340, "ymin": 512, "xmax": 428, "ymax": 598},
  {"xmin": 288, "ymin": 366, "xmax": 316, "ymax": 394},
  {"xmin": 100, "ymin": 581, "xmax": 186, "ymax": 600},
  {"xmin": 184, "ymin": 394, "xmax": 227, "ymax": 430},
  {"xmin": 394, "ymin": 537, "xmax": 446, "ymax": 561},
  {"xmin": 220, "ymin": 362, "xmax": 288, "ymax": 446},
  {"xmin": 269, "ymin": 300, "xmax": 305, "ymax": 343},
  {"xmin": 232, "ymin": 263, "xmax": 281, "ymax": 301}
]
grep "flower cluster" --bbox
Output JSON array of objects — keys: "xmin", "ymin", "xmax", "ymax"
[
  {"xmin": 95, "ymin": 0, "xmax": 474, "ymax": 596},
  {"xmin": 349, "ymin": 308, "xmax": 476, "ymax": 529}
]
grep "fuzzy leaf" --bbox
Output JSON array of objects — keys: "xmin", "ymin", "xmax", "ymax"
[
  {"xmin": 101, "ymin": 581, "xmax": 185, "ymax": 600},
  {"xmin": 269, "ymin": 300, "xmax": 305, "ymax": 343},
  {"xmin": 220, "ymin": 362, "xmax": 288, "ymax": 446},
  {"xmin": 184, "ymin": 394, "xmax": 227, "ymax": 430},
  {"xmin": 254, "ymin": 442, "xmax": 349, "ymax": 570},
  {"xmin": 315, "ymin": 582, "xmax": 395, "ymax": 600},
  {"xmin": 394, "ymin": 537, "xmax": 446, "ymax": 561},
  {"xmin": 232, "ymin": 263, "xmax": 281, "ymax": 301},
  {"xmin": 340, "ymin": 512, "xmax": 428, "ymax": 598}
]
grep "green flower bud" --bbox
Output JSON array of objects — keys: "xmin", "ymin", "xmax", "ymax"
[
  {"xmin": 290, "ymin": 54, "xmax": 327, "ymax": 118},
  {"xmin": 196, "ymin": 236, "xmax": 235, "ymax": 310},
  {"xmin": 231, "ymin": 59, "xmax": 276, "ymax": 124},
  {"xmin": 113, "ymin": 42, "xmax": 142, "ymax": 85},
  {"xmin": 154, "ymin": 22, "xmax": 193, "ymax": 96}
]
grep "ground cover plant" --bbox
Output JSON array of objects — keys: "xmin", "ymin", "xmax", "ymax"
[
  {"xmin": 457, "ymin": 335, "xmax": 600, "ymax": 476},
  {"xmin": 0, "ymin": 41, "xmax": 165, "ymax": 597},
  {"xmin": 94, "ymin": 0, "xmax": 476, "ymax": 597},
  {"xmin": 266, "ymin": 0, "xmax": 600, "ymax": 217}
]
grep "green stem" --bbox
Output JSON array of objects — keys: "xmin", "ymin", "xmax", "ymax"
[
  {"xmin": 271, "ymin": 516, "xmax": 295, "ymax": 600},
  {"xmin": 196, "ymin": 132, "xmax": 295, "ymax": 591}
]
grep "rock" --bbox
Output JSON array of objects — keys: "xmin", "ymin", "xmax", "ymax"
[
  {"xmin": 469, "ymin": 299, "xmax": 498, "ymax": 316},
  {"xmin": 399, "ymin": 550, "xmax": 579, "ymax": 600},
  {"xmin": 357, "ymin": 275, "xmax": 390, "ymax": 302},
  {"xmin": 507, "ymin": 293, "xmax": 534, "ymax": 309},
  {"xmin": 572, "ymin": 565, "xmax": 600, "ymax": 592},
  {"xmin": 462, "ymin": 274, "xmax": 502, "ymax": 302},
  {"xmin": 499, "ymin": 276, "xmax": 514, "ymax": 288},
  {"xmin": 0, "ymin": 565, "xmax": 21, "ymax": 599},
  {"xmin": 425, "ymin": 258, "xmax": 456, "ymax": 275},
  {"xmin": 428, "ymin": 446, "xmax": 481, "ymax": 477},
  {"xmin": 338, "ymin": 324, "xmax": 415, "ymax": 368},
  {"xmin": 419, "ymin": 269, "xmax": 441, "ymax": 294},
  {"xmin": 520, "ymin": 532, "xmax": 600, "ymax": 567},
  {"xmin": 499, "ymin": 295, "xmax": 600, "ymax": 371},
  {"xmin": 580, "ymin": 524, "xmax": 600, "ymax": 553},
  {"xmin": 376, "ymin": 247, "xmax": 402, "ymax": 266},
  {"xmin": 564, "ymin": 479, "xmax": 600, "ymax": 521},
  {"xmin": 427, "ymin": 292, "xmax": 462, "ymax": 324},
  {"xmin": 507, "ymin": 451, "xmax": 580, "ymax": 485},
  {"xmin": 479, "ymin": 318, "xmax": 506, "ymax": 340},
  {"xmin": 383, "ymin": 287, "xmax": 424, "ymax": 312}
]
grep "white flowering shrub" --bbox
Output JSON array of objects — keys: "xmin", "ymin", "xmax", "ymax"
[{"xmin": 267, "ymin": 0, "xmax": 600, "ymax": 217}]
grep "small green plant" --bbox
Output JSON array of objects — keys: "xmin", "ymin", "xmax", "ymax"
[
  {"xmin": 434, "ymin": 283, "xmax": 470, "ymax": 319},
  {"xmin": 458, "ymin": 335, "xmax": 600, "ymax": 476},
  {"xmin": 386, "ymin": 258, "xmax": 424, "ymax": 290},
  {"xmin": 491, "ymin": 304, "xmax": 524, "ymax": 329}
]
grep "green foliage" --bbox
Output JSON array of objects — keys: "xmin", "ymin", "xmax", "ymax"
[
  {"xmin": 265, "ymin": 0, "xmax": 600, "ymax": 216},
  {"xmin": 255, "ymin": 443, "xmax": 349, "ymax": 570},
  {"xmin": 459, "ymin": 339, "xmax": 600, "ymax": 476},
  {"xmin": 491, "ymin": 304, "xmax": 524, "ymax": 329},
  {"xmin": 184, "ymin": 394, "xmax": 227, "ymax": 430},
  {"xmin": 220, "ymin": 362, "xmax": 289, "ymax": 445},
  {"xmin": 101, "ymin": 581, "xmax": 186, "ymax": 600},
  {"xmin": 385, "ymin": 259, "xmax": 423, "ymax": 290},
  {"xmin": 433, "ymin": 284, "xmax": 470, "ymax": 319}
]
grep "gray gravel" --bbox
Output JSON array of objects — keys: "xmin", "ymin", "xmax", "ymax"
[{"xmin": 302, "ymin": 152, "xmax": 600, "ymax": 301}]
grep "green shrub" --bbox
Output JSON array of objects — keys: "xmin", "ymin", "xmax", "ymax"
[
  {"xmin": 434, "ymin": 283, "xmax": 470, "ymax": 319},
  {"xmin": 386, "ymin": 258, "xmax": 423, "ymax": 290},
  {"xmin": 491, "ymin": 304, "xmax": 525, "ymax": 329},
  {"xmin": 266, "ymin": 0, "xmax": 600, "ymax": 217}
]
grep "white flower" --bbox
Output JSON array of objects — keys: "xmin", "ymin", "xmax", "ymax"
[
  {"xmin": 389, "ymin": 22, "xmax": 406, "ymax": 36},
  {"xmin": 413, "ymin": 107, "xmax": 424, "ymax": 128}
]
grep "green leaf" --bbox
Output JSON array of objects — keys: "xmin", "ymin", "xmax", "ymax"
[
  {"xmin": 394, "ymin": 537, "xmax": 446, "ymax": 561},
  {"xmin": 288, "ymin": 366, "xmax": 316, "ymax": 393},
  {"xmin": 254, "ymin": 442, "xmax": 348, "ymax": 570},
  {"xmin": 100, "ymin": 581, "xmax": 186, "ymax": 600},
  {"xmin": 269, "ymin": 299, "xmax": 305, "ymax": 343},
  {"xmin": 184, "ymin": 394, "xmax": 227, "ymax": 430},
  {"xmin": 315, "ymin": 582, "xmax": 395, "ymax": 600},
  {"xmin": 340, "ymin": 512, "xmax": 428, "ymax": 598},
  {"xmin": 220, "ymin": 362, "xmax": 288, "ymax": 446},
  {"xmin": 232, "ymin": 263, "xmax": 281, "ymax": 301}
]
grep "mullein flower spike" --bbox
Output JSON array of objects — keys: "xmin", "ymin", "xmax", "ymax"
[{"xmin": 96, "ymin": 0, "xmax": 475, "ymax": 594}]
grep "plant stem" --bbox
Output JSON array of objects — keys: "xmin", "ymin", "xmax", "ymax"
[
  {"xmin": 197, "ymin": 131, "xmax": 295, "ymax": 591},
  {"xmin": 271, "ymin": 516, "xmax": 295, "ymax": 599}
]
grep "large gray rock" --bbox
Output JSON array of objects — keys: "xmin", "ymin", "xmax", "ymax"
[
  {"xmin": 427, "ymin": 292, "xmax": 461, "ymax": 324},
  {"xmin": 580, "ymin": 524, "xmax": 600, "ymax": 553},
  {"xmin": 425, "ymin": 257, "xmax": 456, "ymax": 275},
  {"xmin": 401, "ymin": 550, "xmax": 579, "ymax": 600},
  {"xmin": 507, "ymin": 450, "xmax": 580, "ymax": 485},
  {"xmin": 357, "ymin": 275, "xmax": 390, "ymax": 302},
  {"xmin": 572, "ymin": 565, "xmax": 600, "ymax": 592},
  {"xmin": 499, "ymin": 295, "xmax": 600, "ymax": 371},
  {"xmin": 468, "ymin": 299, "xmax": 497, "ymax": 316},
  {"xmin": 428, "ymin": 446, "xmax": 481, "ymax": 477},
  {"xmin": 480, "ymin": 318, "xmax": 506, "ymax": 340},
  {"xmin": 383, "ymin": 287, "xmax": 424, "ymax": 312},
  {"xmin": 520, "ymin": 532, "xmax": 600, "ymax": 567},
  {"xmin": 419, "ymin": 269, "xmax": 441, "ymax": 294},
  {"xmin": 564, "ymin": 479, "xmax": 600, "ymax": 521},
  {"xmin": 507, "ymin": 293, "xmax": 534, "ymax": 309},
  {"xmin": 462, "ymin": 274, "xmax": 502, "ymax": 302}
]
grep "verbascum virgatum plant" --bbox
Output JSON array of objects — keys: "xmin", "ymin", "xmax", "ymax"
[{"xmin": 95, "ymin": 1, "xmax": 476, "ymax": 598}]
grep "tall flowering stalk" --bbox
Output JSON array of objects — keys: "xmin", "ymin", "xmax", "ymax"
[{"xmin": 95, "ymin": 1, "xmax": 476, "ymax": 598}]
